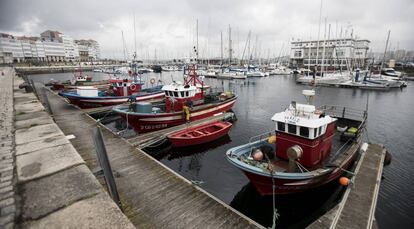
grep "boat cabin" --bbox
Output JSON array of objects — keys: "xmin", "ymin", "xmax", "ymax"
[
  {"xmin": 271, "ymin": 102, "xmax": 337, "ymax": 168},
  {"xmin": 162, "ymin": 82, "xmax": 203, "ymax": 112},
  {"xmin": 111, "ymin": 79, "xmax": 142, "ymax": 96}
]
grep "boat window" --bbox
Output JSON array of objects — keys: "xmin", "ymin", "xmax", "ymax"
[
  {"xmin": 319, "ymin": 126, "xmax": 323, "ymax": 135},
  {"xmin": 165, "ymin": 91, "xmax": 168, "ymax": 96},
  {"xmin": 288, "ymin": 124, "xmax": 296, "ymax": 135},
  {"xmin": 186, "ymin": 91, "xmax": 189, "ymax": 97},
  {"xmin": 277, "ymin": 122, "xmax": 285, "ymax": 132},
  {"xmin": 173, "ymin": 91, "xmax": 178, "ymax": 97},
  {"xmin": 180, "ymin": 91, "xmax": 185, "ymax": 97},
  {"xmin": 314, "ymin": 128, "xmax": 318, "ymax": 138},
  {"xmin": 300, "ymin": 126, "xmax": 309, "ymax": 137}
]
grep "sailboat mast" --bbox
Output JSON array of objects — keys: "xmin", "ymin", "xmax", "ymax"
[
  {"xmin": 121, "ymin": 30, "xmax": 127, "ymax": 62},
  {"xmin": 228, "ymin": 25, "xmax": 232, "ymax": 66},
  {"xmin": 321, "ymin": 17, "xmax": 327, "ymax": 76},
  {"xmin": 220, "ymin": 31, "xmax": 223, "ymax": 70},
  {"xmin": 315, "ymin": 0, "xmax": 323, "ymax": 72},
  {"xmin": 196, "ymin": 19, "xmax": 199, "ymax": 63},
  {"xmin": 380, "ymin": 30, "xmax": 391, "ymax": 72}
]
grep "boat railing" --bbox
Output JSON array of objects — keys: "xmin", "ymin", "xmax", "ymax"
[
  {"xmin": 319, "ymin": 105, "xmax": 367, "ymax": 136},
  {"xmin": 248, "ymin": 131, "xmax": 274, "ymax": 146},
  {"xmin": 319, "ymin": 105, "xmax": 367, "ymax": 122}
]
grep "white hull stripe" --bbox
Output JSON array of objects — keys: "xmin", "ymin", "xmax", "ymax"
[
  {"xmin": 139, "ymin": 100, "xmax": 236, "ymax": 122},
  {"xmin": 77, "ymin": 93, "xmax": 163, "ymax": 103}
]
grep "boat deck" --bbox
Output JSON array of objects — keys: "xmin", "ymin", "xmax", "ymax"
[{"xmin": 43, "ymin": 88, "xmax": 260, "ymax": 228}]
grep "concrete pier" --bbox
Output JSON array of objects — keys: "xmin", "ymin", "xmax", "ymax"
[{"xmin": 0, "ymin": 67, "xmax": 135, "ymax": 228}]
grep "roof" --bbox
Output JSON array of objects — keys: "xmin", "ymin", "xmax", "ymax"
[{"xmin": 271, "ymin": 103, "xmax": 336, "ymax": 128}]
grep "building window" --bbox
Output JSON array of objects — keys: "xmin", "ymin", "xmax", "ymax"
[
  {"xmin": 294, "ymin": 51, "xmax": 302, "ymax": 57},
  {"xmin": 299, "ymin": 126, "xmax": 309, "ymax": 137},
  {"xmin": 277, "ymin": 122, "xmax": 285, "ymax": 132},
  {"xmin": 288, "ymin": 124, "xmax": 296, "ymax": 135}
]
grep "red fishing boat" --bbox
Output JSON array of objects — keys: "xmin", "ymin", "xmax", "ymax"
[
  {"xmin": 58, "ymin": 79, "xmax": 164, "ymax": 109},
  {"xmin": 112, "ymin": 63, "xmax": 237, "ymax": 133},
  {"xmin": 168, "ymin": 121, "xmax": 232, "ymax": 147},
  {"xmin": 226, "ymin": 90, "xmax": 367, "ymax": 195}
]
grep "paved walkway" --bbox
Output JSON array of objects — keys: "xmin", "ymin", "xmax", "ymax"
[
  {"xmin": 0, "ymin": 67, "xmax": 135, "ymax": 228},
  {"xmin": 0, "ymin": 67, "xmax": 16, "ymax": 229}
]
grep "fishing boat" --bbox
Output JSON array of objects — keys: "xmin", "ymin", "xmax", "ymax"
[
  {"xmin": 112, "ymin": 63, "xmax": 237, "ymax": 133},
  {"xmin": 226, "ymin": 90, "xmax": 367, "ymax": 195},
  {"xmin": 168, "ymin": 121, "xmax": 232, "ymax": 147},
  {"xmin": 58, "ymin": 79, "xmax": 164, "ymax": 109},
  {"xmin": 50, "ymin": 69, "xmax": 93, "ymax": 90}
]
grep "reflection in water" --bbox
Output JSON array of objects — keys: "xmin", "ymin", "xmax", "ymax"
[{"xmin": 231, "ymin": 181, "xmax": 345, "ymax": 229}]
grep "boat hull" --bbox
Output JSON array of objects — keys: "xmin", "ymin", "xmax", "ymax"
[
  {"xmin": 168, "ymin": 121, "xmax": 232, "ymax": 147},
  {"xmin": 236, "ymin": 144, "xmax": 359, "ymax": 195},
  {"xmin": 115, "ymin": 97, "xmax": 237, "ymax": 133},
  {"xmin": 60, "ymin": 91, "xmax": 164, "ymax": 109}
]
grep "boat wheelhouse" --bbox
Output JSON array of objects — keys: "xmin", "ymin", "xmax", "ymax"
[{"xmin": 226, "ymin": 90, "xmax": 366, "ymax": 195}]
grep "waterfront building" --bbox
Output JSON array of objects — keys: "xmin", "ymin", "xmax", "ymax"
[
  {"xmin": 0, "ymin": 30, "xmax": 100, "ymax": 64},
  {"xmin": 290, "ymin": 38, "xmax": 370, "ymax": 70},
  {"xmin": 75, "ymin": 39, "xmax": 100, "ymax": 61},
  {"xmin": 0, "ymin": 33, "xmax": 24, "ymax": 63}
]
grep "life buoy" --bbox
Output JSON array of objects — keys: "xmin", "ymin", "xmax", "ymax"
[
  {"xmin": 130, "ymin": 84, "xmax": 137, "ymax": 91},
  {"xmin": 150, "ymin": 78, "xmax": 156, "ymax": 84}
]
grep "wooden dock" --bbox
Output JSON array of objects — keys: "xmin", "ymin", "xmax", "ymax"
[
  {"xmin": 126, "ymin": 112, "xmax": 234, "ymax": 148},
  {"xmin": 44, "ymin": 89, "xmax": 262, "ymax": 229},
  {"xmin": 308, "ymin": 143, "xmax": 386, "ymax": 229}
]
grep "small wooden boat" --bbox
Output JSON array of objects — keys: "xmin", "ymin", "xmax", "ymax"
[{"xmin": 168, "ymin": 121, "xmax": 232, "ymax": 147}]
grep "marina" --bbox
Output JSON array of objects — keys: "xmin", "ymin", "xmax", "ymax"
[
  {"xmin": 1, "ymin": 0, "xmax": 414, "ymax": 228},
  {"xmin": 13, "ymin": 67, "xmax": 412, "ymax": 228}
]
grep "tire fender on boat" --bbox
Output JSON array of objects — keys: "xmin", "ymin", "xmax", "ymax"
[
  {"xmin": 150, "ymin": 78, "xmax": 156, "ymax": 84},
  {"xmin": 130, "ymin": 84, "xmax": 137, "ymax": 91}
]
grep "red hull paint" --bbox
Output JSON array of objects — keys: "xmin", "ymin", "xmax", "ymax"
[
  {"xmin": 119, "ymin": 98, "xmax": 237, "ymax": 133},
  {"xmin": 66, "ymin": 92, "xmax": 164, "ymax": 109},
  {"xmin": 245, "ymin": 146, "xmax": 359, "ymax": 195},
  {"xmin": 168, "ymin": 121, "xmax": 232, "ymax": 147}
]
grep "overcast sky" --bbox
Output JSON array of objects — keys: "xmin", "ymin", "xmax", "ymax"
[{"xmin": 1, "ymin": 0, "xmax": 413, "ymax": 59}]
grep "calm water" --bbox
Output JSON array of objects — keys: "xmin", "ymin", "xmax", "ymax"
[{"xmin": 30, "ymin": 71, "xmax": 414, "ymax": 228}]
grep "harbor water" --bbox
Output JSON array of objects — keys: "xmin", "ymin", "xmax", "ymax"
[{"xmin": 29, "ymin": 71, "xmax": 414, "ymax": 228}]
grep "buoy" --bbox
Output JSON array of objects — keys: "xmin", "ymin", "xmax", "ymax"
[
  {"xmin": 130, "ymin": 84, "xmax": 137, "ymax": 91},
  {"xmin": 268, "ymin": 135, "xmax": 276, "ymax": 144},
  {"xmin": 252, "ymin": 149, "xmax": 263, "ymax": 161},
  {"xmin": 339, "ymin": 177, "xmax": 350, "ymax": 186}
]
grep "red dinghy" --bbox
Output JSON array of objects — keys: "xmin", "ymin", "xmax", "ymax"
[{"xmin": 168, "ymin": 121, "xmax": 232, "ymax": 147}]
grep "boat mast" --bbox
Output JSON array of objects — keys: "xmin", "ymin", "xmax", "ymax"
[
  {"xmin": 380, "ymin": 30, "xmax": 391, "ymax": 79},
  {"xmin": 228, "ymin": 25, "xmax": 232, "ymax": 66},
  {"xmin": 315, "ymin": 0, "xmax": 323, "ymax": 73},
  {"xmin": 196, "ymin": 19, "xmax": 199, "ymax": 64},
  {"xmin": 321, "ymin": 17, "xmax": 327, "ymax": 76},
  {"xmin": 220, "ymin": 30, "xmax": 223, "ymax": 71},
  {"xmin": 121, "ymin": 30, "xmax": 128, "ymax": 62},
  {"xmin": 132, "ymin": 13, "xmax": 138, "ymax": 83}
]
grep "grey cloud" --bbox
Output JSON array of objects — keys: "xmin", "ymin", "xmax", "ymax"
[{"xmin": 0, "ymin": 0, "xmax": 413, "ymax": 59}]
